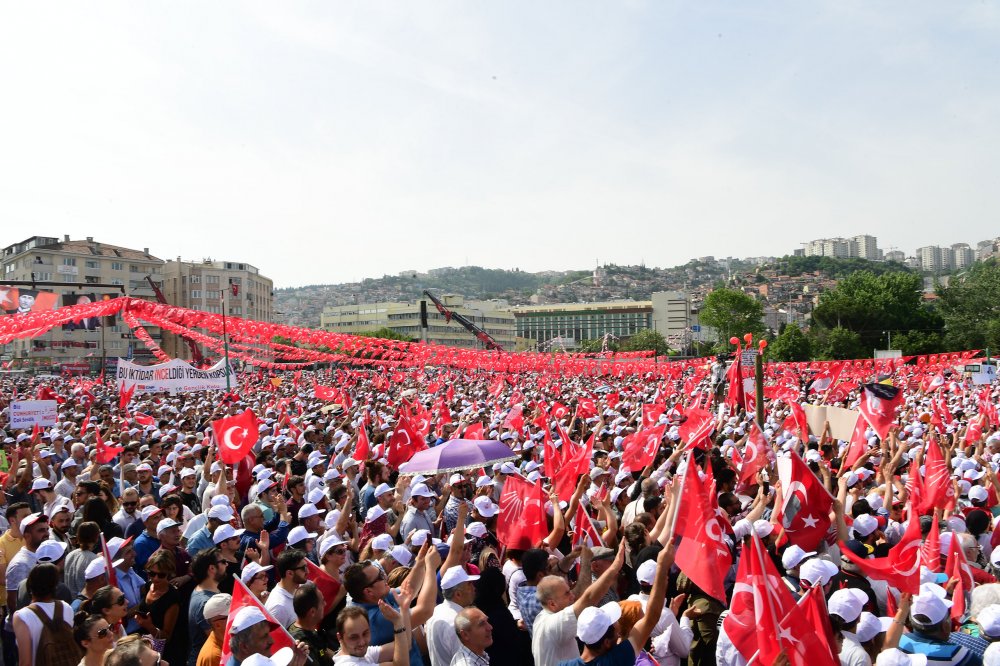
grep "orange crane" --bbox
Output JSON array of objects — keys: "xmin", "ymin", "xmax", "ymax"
[{"xmin": 145, "ymin": 275, "xmax": 206, "ymax": 365}]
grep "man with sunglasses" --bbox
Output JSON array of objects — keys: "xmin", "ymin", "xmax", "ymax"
[{"xmin": 113, "ymin": 488, "xmax": 141, "ymax": 534}]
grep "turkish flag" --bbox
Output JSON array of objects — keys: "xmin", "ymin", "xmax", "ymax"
[
  {"xmin": 571, "ymin": 504, "xmax": 602, "ymax": 548},
  {"xmin": 839, "ymin": 509, "xmax": 922, "ymax": 593},
  {"xmin": 221, "ymin": 576, "xmax": 296, "ymax": 664},
  {"xmin": 386, "ymin": 415, "xmax": 426, "ymax": 469},
  {"xmin": 918, "ymin": 437, "xmax": 956, "ymax": 514},
  {"xmin": 673, "ymin": 457, "xmax": 731, "ymax": 603},
  {"xmin": 314, "ymin": 383, "xmax": 338, "ymax": 401},
  {"xmin": 118, "ymin": 383, "xmax": 136, "ymax": 411},
  {"xmin": 679, "ymin": 407, "xmax": 714, "ymax": 451},
  {"xmin": 641, "ymin": 403, "xmax": 666, "ymax": 428},
  {"xmin": 738, "ymin": 421, "xmax": 769, "ymax": 484},
  {"xmin": 354, "ymin": 424, "xmax": 371, "ymax": 461},
  {"xmin": 724, "ymin": 356, "xmax": 745, "ymax": 411},
  {"xmin": 553, "ymin": 437, "xmax": 593, "ymax": 502},
  {"xmin": 621, "ymin": 424, "xmax": 665, "ymax": 473},
  {"xmin": 774, "ymin": 452, "xmax": 832, "ymax": 551},
  {"xmin": 305, "ymin": 560, "xmax": 342, "ymax": 617},
  {"xmin": 212, "ymin": 410, "xmax": 261, "ymax": 464},
  {"xmin": 463, "ymin": 423, "xmax": 484, "ymax": 440},
  {"xmin": 576, "ymin": 398, "xmax": 597, "ymax": 420},
  {"xmin": 722, "ymin": 534, "xmax": 786, "ymax": 663},
  {"xmin": 945, "ymin": 531, "xmax": 975, "ymax": 620},
  {"xmin": 798, "ymin": 583, "xmax": 838, "ymax": 665},
  {"xmin": 840, "ymin": 414, "xmax": 868, "ymax": 472},
  {"xmin": 781, "ymin": 401, "xmax": 809, "ymax": 437},
  {"xmin": 497, "ymin": 475, "xmax": 548, "ymax": 549},
  {"xmin": 550, "ymin": 401, "xmax": 569, "ymax": 421},
  {"xmin": 501, "ymin": 406, "xmax": 524, "ymax": 434},
  {"xmin": 100, "ymin": 534, "xmax": 118, "ymax": 588},
  {"xmin": 858, "ymin": 383, "xmax": 903, "ymax": 439},
  {"xmin": 95, "ymin": 430, "xmax": 123, "ymax": 464},
  {"xmin": 777, "ymin": 585, "xmax": 841, "ymax": 666}
]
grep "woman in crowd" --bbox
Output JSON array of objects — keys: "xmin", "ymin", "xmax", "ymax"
[
  {"xmin": 136, "ymin": 549, "xmax": 183, "ymax": 666},
  {"xmin": 73, "ymin": 613, "xmax": 117, "ymax": 666}
]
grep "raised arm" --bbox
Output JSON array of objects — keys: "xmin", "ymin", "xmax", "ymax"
[
  {"xmin": 572, "ymin": 541, "xmax": 624, "ymax": 617},
  {"xmin": 630, "ymin": 540, "xmax": 674, "ymax": 652}
]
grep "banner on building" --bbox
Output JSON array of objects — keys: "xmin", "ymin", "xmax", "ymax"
[
  {"xmin": 116, "ymin": 357, "xmax": 237, "ymax": 394},
  {"xmin": 0, "ymin": 286, "xmax": 59, "ymax": 315},
  {"xmin": 61, "ymin": 293, "xmax": 103, "ymax": 330},
  {"xmin": 10, "ymin": 400, "xmax": 58, "ymax": 429}
]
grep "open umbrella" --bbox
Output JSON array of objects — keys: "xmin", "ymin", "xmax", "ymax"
[{"xmin": 398, "ymin": 439, "xmax": 519, "ymax": 475}]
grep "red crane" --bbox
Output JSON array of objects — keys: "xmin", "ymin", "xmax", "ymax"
[{"xmin": 145, "ymin": 275, "xmax": 206, "ymax": 365}]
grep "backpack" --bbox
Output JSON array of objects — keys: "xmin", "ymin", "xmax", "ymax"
[{"xmin": 28, "ymin": 602, "xmax": 83, "ymax": 666}]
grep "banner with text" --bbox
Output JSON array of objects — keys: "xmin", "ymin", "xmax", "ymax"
[
  {"xmin": 116, "ymin": 357, "xmax": 237, "ymax": 394},
  {"xmin": 10, "ymin": 400, "xmax": 58, "ymax": 429}
]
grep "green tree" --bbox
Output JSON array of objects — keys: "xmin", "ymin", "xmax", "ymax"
[
  {"xmin": 619, "ymin": 329, "xmax": 671, "ymax": 356},
  {"xmin": 699, "ymin": 288, "xmax": 766, "ymax": 344},
  {"xmin": 355, "ymin": 327, "xmax": 415, "ymax": 342},
  {"xmin": 812, "ymin": 326, "xmax": 867, "ymax": 360},
  {"xmin": 769, "ymin": 324, "xmax": 812, "ymax": 361},
  {"xmin": 937, "ymin": 261, "xmax": 1000, "ymax": 351},
  {"xmin": 811, "ymin": 271, "xmax": 943, "ymax": 351}
]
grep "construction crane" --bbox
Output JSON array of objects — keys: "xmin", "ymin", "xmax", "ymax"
[
  {"xmin": 423, "ymin": 290, "xmax": 504, "ymax": 351},
  {"xmin": 145, "ymin": 275, "xmax": 206, "ymax": 365}
]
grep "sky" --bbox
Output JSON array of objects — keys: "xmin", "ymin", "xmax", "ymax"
[{"xmin": 1, "ymin": 2, "xmax": 999, "ymax": 288}]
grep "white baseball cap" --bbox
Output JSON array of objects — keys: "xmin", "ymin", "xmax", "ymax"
[
  {"xmin": 230, "ymin": 606, "xmax": 274, "ymax": 634},
  {"xmin": 466, "ymin": 522, "xmax": 488, "ymax": 539},
  {"xmin": 366, "ymin": 506, "xmax": 387, "ymax": 523},
  {"xmin": 241, "ymin": 648, "xmax": 294, "ymax": 666},
  {"xmin": 30, "ymin": 478, "xmax": 52, "ymax": 492},
  {"xmin": 799, "ymin": 558, "xmax": 839, "ymax": 586},
  {"xmin": 876, "ymin": 648, "xmax": 928, "ymax": 666},
  {"xmin": 319, "ymin": 536, "xmax": 348, "ymax": 560},
  {"xmin": 440, "ymin": 566, "xmax": 480, "ymax": 590},
  {"xmin": 852, "ymin": 514, "xmax": 878, "ymax": 538},
  {"xmin": 828, "ymin": 588, "xmax": 868, "ymax": 623},
  {"xmin": 156, "ymin": 518, "xmax": 181, "ymax": 535},
  {"xmin": 636, "ymin": 559, "xmax": 657, "ymax": 586},
  {"xmin": 473, "ymin": 496, "xmax": 499, "ymax": 517},
  {"xmin": 911, "ymin": 583, "xmax": 952, "ymax": 625},
  {"xmin": 240, "ymin": 562, "xmax": 274, "ymax": 584},
  {"xmin": 287, "ymin": 526, "xmax": 318, "ymax": 547},
  {"xmin": 19, "ymin": 512, "xmax": 46, "ymax": 534},
  {"xmin": 409, "ymin": 484, "xmax": 436, "ymax": 498},
  {"xmin": 140, "ymin": 506, "xmax": 162, "ymax": 522},
  {"xmin": 979, "ymin": 604, "xmax": 1000, "ymax": 639},
  {"xmin": 576, "ymin": 602, "xmax": 623, "ymax": 643},
  {"xmin": 370, "ymin": 534, "xmax": 394, "ymax": 552},
  {"xmin": 855, "ymin": 612, "xmax": 890, "ymax": 643},
  {"xmin": 36, "ymin": 539, "xmax": 68, "ymax": 563},
  {"xmin": 298, "ymin": 503, "xmax": 326, "ymax": 520},
  {"xmin": 207, "ymin": 505, "xmax": 236, "ymax": 522},
  {"xmin": 213, "ymin": 524, "xmax": 246, "ymax": 544},
  {"xmin": 389, "ymin": 545, "xmax": 413, "ymax": 567},
  {"xmin": 781, "ymin": 545, "xmax": 816, "ymax": 571}
]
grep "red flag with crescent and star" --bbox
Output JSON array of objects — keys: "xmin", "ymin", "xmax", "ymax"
[
  {"xmin": 211, "ymin": 410, "xmax": 260, "ymax": 464},
  {"xmin": 738, "ymin": 421, "xmax": 769, "ymax": 484},
  {"xmin": 621, "ymin": 424, "xmax": 665, "ymax": 473},
  {"xmin": 673, "ymin": 455, "xmax": 731, "ymax": 602},
  {"xmin": 773, "ymin": 452, "xmax": 833, "ymax": 551},
  {"xmin": 839, "ymin": 507, "xmax": 922, "ymax": 593},
  {"xmin": 386, "ymin": 414, "xmax": 426, "ymax": 469}
]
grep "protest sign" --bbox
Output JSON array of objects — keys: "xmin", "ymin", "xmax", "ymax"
[
  {"xmin": 803, "ymin": 404, "xmax": 861, "ymax": 441},
  {"xmin": 116, "ymin": 357, "xmax": 237, "ymax": 394},
  {"xmin": 10, "ymin": 400, "xmax": 58, "ymax": 429}
]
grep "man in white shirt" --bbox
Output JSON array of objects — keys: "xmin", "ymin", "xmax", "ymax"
[
  {"xmin": 266, "ymin": 548, "xmax": 309, "ymax": 628},
  {"xmin": 828, "ymin": 588, "xmax": 871, "ymax": 666},
  {"xmin": 54, "ymin": 459, "xmax": 79, "ymax": 500},
  {"xmin": 427, "ymin": 567, "xmax": 479, "ymax": 666},
  {"xmin": 113, "ymin": 488, "xmax": 141, "ymax": 534},
  {"xmin": 334, "ymin": 589, "xmax": 412, "ymax": 665},
  {"xmin": 531, "ymin": 543, "xmax": 625, "ymax": 666}
]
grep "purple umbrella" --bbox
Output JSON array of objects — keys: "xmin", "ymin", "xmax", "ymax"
[{"xmin": 398, "ymin": 439, "xmax": 519, "ymax": 475}]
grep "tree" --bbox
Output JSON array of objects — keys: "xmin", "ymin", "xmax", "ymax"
[
  {"xmin": 355, "ymin": 327, "xmax": 415, "ymax": 342},
  {"xmin": 937, "ymin": 261, "xmax": 1000, "ymax": 351},
  {"xmin": 699, "ymin": 288, "xmax": 766, "ymax": 344},
  {"xmin": 811, "ymin": 271, "xmax": 943, "ymax": 352},
  {"xmin": 619, "ymin": 329, "xmax": 671, "ymax": 356},
  {"xmin": 812, "ymin": 327, "xmax": 867, "ymax": 360},
  {"xmin": 769, "ymin": 324, "xmax": 811, "ymax": 361}
]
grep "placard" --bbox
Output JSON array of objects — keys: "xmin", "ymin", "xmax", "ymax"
[
  {"xmin": 803, "ymin": 404, "xmax": 861, "ymax": 441},
  {"xmin": 10, "ymin": 400, "xmax": 58, "ymax": 429},
  {"xmin": 116, "ymin": 357, "xmax": 237, "ymax": 394}
]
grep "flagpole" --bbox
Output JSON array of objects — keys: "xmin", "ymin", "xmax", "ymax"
[
  {"xmin": 751, "ymin": 533, "xmax": 788, "ymax": 657},
  {"xmin": 666, "ymin": 451, "xmax": 691, "ymax": 542},
  {"xmin": 222, "ymin": 285, "xmax": 231, "ymax": 391}
]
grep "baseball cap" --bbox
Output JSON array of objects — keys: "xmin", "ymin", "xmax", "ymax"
[
  {"xmin": 287, "ymin": 526, "xmax": 318, "ymax": 547},
  {"xmin": 970, "ymin": 486, "xmax": 990, "ymax": 503},
  {"xmin": 30, "ymin": 478, "xmax": 52, "ymax": 492},
  {"xmin": 576, "ymin": 602, "xmax": 623, "ymax": 643},
  {"xmin": 319, "ymin": 536, "xmax": 348, "ymax": 560},
  {"xmin": 410, "ymin": 530, "xmax": 442, "ymax": 547},
  {"xmin": 781, "ymin": 545, "xmax": 816, "ymax": 571},
  {"xmin": 207, "ymin": 505, "xmax": 236, "ymax": 522},
  {"xmin": 140, "ymin": 506, "xmax": 163, "ymax": 522},
  {"xmin": 370, "ymin": 534, "xmax": 394, "ymax": 552},
  {"xmin": 876, "ymin": 648, "xmax": 928, "ymax": 666},
  {"xmin": 978, "ymin": 604, "xmax": 1000, "ymax": 639},
  {"xmin": 636, "ymin": 560, "xmax": 657, "ymax": 586},
  {"xmin": 855, "ymin": 612, "xmax": 889, "ymax": 643},
  {"xmin": 389, "ymin": 545, "xmax": 414, "ymax": 567},
  {"xmin": 911, "ymin": 583, "xmax": 952, "ymax": 625},
  {"xmin": 156, "ymin": 518, "xmax": 181, "ymax": 535},
  {"xmin": 203, "ymin": 594, "xmax": 232, "ymax": 621},
  {"xmin": 799, "ymin": 558, "xmax": 839, "ymax": 586},
  {"xmin": 256, "ymin": 478, "xmax": 276, "ymax": 494},
  {"xmin": 240, "ymin": 562, "xmax": 274, "ymax": 584},
  {"xmin": 410, "ymin": 484, "xmax": 436, "ymax": 498},
  {"xmin": 828, "ymin": 588, "xmax": 868, "ymax": 623},
  {"xmin": 473, "ymin": 497, "xmax": 499, "ymax": 517},
  {"xmin": 230, "ymin": 606, "xmax": 275, "ymax": 634},
  {"xmin": 466, "ymin": 522, "xmax": 488, "ymax": 539},
  {"xmin": 366, "ymin": 506, "xmax": 387, "ymax": 523},
  {"xmin": 753, "ymin": 520, "xmax": 774, "ymax": 538},
  {"xmin": 213, "ymin": 524, "xmax": 246, "ymax": 544},
  {"xmin": 440, "ymin": 566, "xmax": 480, "ymax": 590},
  {"xmin": 106, "ymin": 536, "xmax": 133, "ymax": 559},
  {"xmin": 298, "ymin": 503, "xmax": 326, "ymax": 520},
  {"xmin": 84, "ymin": 558, "xmax": 111, "ymax": 580},
  {"xmin": 20, "ymin": 512, "xmax": 46, "ymax": 534},
  {"xmin": 36, "ymin": 539, "xmax": 68, "ymax": 563},
  {"xmin": 241, "ymin": 648, "xmax": 294, "ymax": 666},
  {"xmin": 852, "ymin": 514, "xmax": 878, "ymax": 538}
]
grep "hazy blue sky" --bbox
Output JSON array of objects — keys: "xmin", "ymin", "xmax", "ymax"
[{"xmin": 2, "ymin": 2, "xmax": 998, "ymax": 287}]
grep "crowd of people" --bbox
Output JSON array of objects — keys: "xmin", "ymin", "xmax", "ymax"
[{"xmin": 0, "ymin": 360, "xmax": 998, "ymax": 666}]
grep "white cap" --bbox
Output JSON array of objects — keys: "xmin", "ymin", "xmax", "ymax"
[
  {"xmin": 374, "ymin": 483, "xmax": 393, "ymax": 497},
  {"xmin": 213, "ymin": 524, "xmax": 246, "ymax": 544},
  {"xmin": 30, "ymin": 478, "xmax": 52, "ymax": 492},
  {"xmin": 753, "ymin": 520, "xmax": 774, "ymax": 538},
  {"xmin": 240, "ymin": 562, "xmax": 274, "ymax": 584},
  {"xmin": 499, "ymin": 462, "xmax": 519, "ymax": 475},
  {"xmin": 298, "ymin": 503, "xmax": 326, "ymax": 520},
  {"xmin": 985, "ymin": 643, "xmax": 1000, "ymax": 666},
  {"xmin": 19, "ymin": 512, "xmax": 46, "ymax": 534},
  {"xmin": 876, "ymin": 648, "xmax": 928, "ymax": 666},
  {"xmin": 466, "ymin": 522, "xmax": 488, "ymax": 539},
  {"xmin": 970, "ymin": 486, "xmax": 990, "ymax": 503},
  {"xmin": 636, "ymin": 559, "xmax": 657, "ymax": 586},
  {"xmin": 389, "ymin": 545, "xmax": 413, "ymax": 567},
  {"xmin": 440, "ymin": 565, "xmax": 480, "ymax": 590},
  {"xmin": 781, "ymin": 545, "xmax": 816, "ymax": 571},
  {"xmin": 208, "ymin": 505, "xmax": 236, "ymax": 522},
  {"xmin": 230, "ymin": 606, "xmax": 273, "ymax": 634},
  {"xmin": 576, "ymin": 602, "xmax": 623, "ymax": 643},
  {"xmin": 36, "ymin": 539, "xmax": 68, "ymax": 563},
  {"xmin": 203, "ymin": 593, "xmax": 232, "ymax": 621},
  {"xmin": 410, "ymin": 530, "xmax": 441, "ymax": 547},
  {"xmin": 473, "ymin": 496, "xmax": 499, "ymax": 517},
  {"xmin": 409, "ymin": 484, "xmax": 436, "ymax": 498},
  {"xmin": 911, "ymin": 583, "xmax": 953, "ymax": 625},
  {"xmin": 366, "ymin": 506, "xmax": 387, "ymax": 523},
  {"xmin": 828, "ymin": 588, "xmax": 868, "ymax": 623},
  {"xmin": 287, "ymin": 526, "xmax": 317, "ymax": 546},
  {"xmin": 978, "ymin": 604, "xmax": 1000, "ymax": 639},
  {"xmin": 140, "ymin": 506, "xmax": 162, "ymax": 522},
  {"xmin": 852, "ymin": 514, "xmax": 878, "ymax": 538},
  {"xmin": 84, "ymin": 557, "xmax": 109, "ymax": 580},
  {"xmin": 156, "ymin": 518, "xmax": 181, "ymax": 535},
  {"xmin": 449, "ymin": 474, "xmax": 465, "ymax": 486},
  {"xmin": 241, "ymin": 648, "xmax": 294, "ymax": 666},
  {"xmin": 256, "ymin": 478, "xmax": 276, "ymax": 494},
  {"xmin": 60, "ymin": 459, "xmax": 78, "ymax": 470},
  {"xmin": 799, "ymin": 558, "xmax": 839, "ymax": 586},
  {"xmin": 855, "ymin": 612, "xmax": 889, "ymax": 643},
  {"xmin": 370, "ymin": 534, "xmax": 394, "ymax": 552}
]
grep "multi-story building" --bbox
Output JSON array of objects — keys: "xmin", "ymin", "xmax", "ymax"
[
  {"xmin": 884, "ymin": 250, "xmax": 906, "ymax": 263},
  {"xmin": 951, "ymin": 244, "xmax": 975, "ymax": 270},
  {"xmin": 916, "ymin": 246, "xmax": 953, "ymax": 273},
  {"xmin": 0, "ymin": 235, "xmax": 165, "ymax": 371},
  {"xmin": 160, "ymin": 258, "xmax": 275, "ymax": 360},
  {"xmin": 803, "ymin": 235, "xmax": 880, "ymax": 260},
  {"xmin": 320, "ymin": 295, "xmax": 517, "ymax": 349},
  {"xmin": 851, "ymin": 235, "xmax": 880, "ymax": 260}
]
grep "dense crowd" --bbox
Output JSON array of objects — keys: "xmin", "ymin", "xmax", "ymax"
[{"xmin": 0, "ymin": 361, "xmax": 998, "ymax": 666}]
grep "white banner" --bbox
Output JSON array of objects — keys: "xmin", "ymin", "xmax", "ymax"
[
  {"xmin": 116, "ymin": 357, "xmax": 237, "ymax": 394},
  {"xmin": 10, "ymin": 400, "xmax": 58, "ymax": 429}
]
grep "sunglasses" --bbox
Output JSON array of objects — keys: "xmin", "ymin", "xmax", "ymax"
[
  {"xmin": 123, "ymin": 502, "xmax": 137, "ymax": 508},
  {"xmin": 366, "ymin": 568, "xmax": 387, "ymax": 587},
  {"xmin": 114, "ymin": 596, "xmax": 127, "ymax": 606},
  {"xmin": 147, "ymin": 571, "xmax": 169, "ymax": 579},
  {"xmin": 95, "ymin": 627, "xmax": 111, "ymax": 639},
  {"xmin": 331, "ymin": 547, "xmax": 347, "ymax": 555}
]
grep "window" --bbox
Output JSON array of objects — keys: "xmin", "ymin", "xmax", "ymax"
[
  {"xmin": 206, "ymin": 275, "xmax": 219, "ymax": 284},
  {"xmin": 63, "ymin": 257, "xmax": 76, "ymax": 266},
  {"xmin": 129, "ymin": 264, "xmax": 140, "ymax": 273},
  {"xmin": 111, "ymin": 278, "xmax": 123, "ymax": 285},
  {"xmin": 35, "ymin": 272, "xmax": 52, "ymax": 281},
  {"xmin": 85, "ymin": 260, "xmax": 99, "ymax": 269},
  {"xmin": 191, "ymin": 290, "xmax": 201, "ymax": 299},
  {"xmin": 111, "ymin": 262, "xmax": 124, "ymax": 271},
  {"xmin": 190, "ymin": 275, "xmax": 201, "ymax": 284}
]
